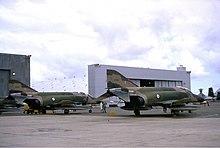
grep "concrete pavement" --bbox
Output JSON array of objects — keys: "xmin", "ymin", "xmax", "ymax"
[{"xmin": 0, "ymin": 101, "xmax": 220, "ymax": 147}]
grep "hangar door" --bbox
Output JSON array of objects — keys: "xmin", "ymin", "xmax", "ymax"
[
  {"xmin": 0, "ymin": 70, "xmax": 10, "ymax": 96},
  {"xmin": 140, "ymin": 79, "xmax": 155, "ymax": 87}
]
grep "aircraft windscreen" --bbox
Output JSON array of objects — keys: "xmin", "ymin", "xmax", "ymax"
[{"xmin": 177, "ymin": 86, "xmax": 192, "ymax": 93}]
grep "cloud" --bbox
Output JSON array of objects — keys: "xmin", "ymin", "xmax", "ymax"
[{"xmin": 0, "ymin": 0, "xmax": 220, "ymax": 93}]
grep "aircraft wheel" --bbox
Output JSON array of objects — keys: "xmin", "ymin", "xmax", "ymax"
[
  {"xmin": 163, "ymin": 107, "xmax": 167, "ymax": 113},
  {"xmin": 134, "ymin": 109, "xmax": 140, "ymax": 116},
  {"xmin": 64, "ymin": 109, "xmax": 69, "ymax": 114},
  {"xmin": 42, "ymin": 109, "xmax": 46, "ymax": 114},
  {"xmin": 171, "ymin": 110, "xmax": 179, "ymax": 116},
  {"xmin": 171, "ymin": 110, "xmax": 175, "ymax": 116},
  {"xmin": 189, "ymin": 110, "xmax": 192, "ymax": 113},
  {"xmin": 89, "ymin": 109, "xmax": 92, "ymax": 113}
]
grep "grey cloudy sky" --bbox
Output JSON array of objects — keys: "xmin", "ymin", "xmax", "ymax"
[{"xmin": 0, "ymin": 0, "xmax": 219, "ymax": 94}]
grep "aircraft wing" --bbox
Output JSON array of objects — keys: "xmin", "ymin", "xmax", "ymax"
[
  {"xmin": 157, "ymin": 98, "xmax": 191, "ymax": 106},
  {"xmin": 0, "ymin": 108, "xmax": 7, "ymax": 113},
  {"xmin": 52, "ymin": 100, "xmax": 74, "ymax": 106},
  {"xmin": 0, "ymin": 96, "xmax": 24, "ymax": 114},
  {"xmin": 52, "ymin": 105, "xmax": 92, "ymax": 110},
  {"xmin": 96, "ymin": 88, "xmax": 130, "ymax": 102},
  {"xmin": 169, "ymin": 104, "xmax": 201, "ymax": 111},
  {"xmin": 157, "ymin": 100, "xmax": 179, "ymax": 105},
  {"xmin": 96, "ymin": 92, "xmax": 113, "ymax": 102},
  {"xmin": 157, "ymin": 98, "xmax": 200, "ymax": 112},
  {"xmin": 0, "ymin": 95, "xmax": 25, "ymax": 108},
  {"xmin": 50, "ymin": 100, "xmax": 92, "ymax": 108}
]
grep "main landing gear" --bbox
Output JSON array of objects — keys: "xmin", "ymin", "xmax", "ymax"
[
  {"xmin": 134, "ymin": 109, "xmax": 140, "ymax": 116},
  {"xmin": 171, "ymin": 110, "xmax": 179, "ymax": 116},
  {"xmin": 64, "ymin": 109, "xmax": 69, "ymax": 114}
]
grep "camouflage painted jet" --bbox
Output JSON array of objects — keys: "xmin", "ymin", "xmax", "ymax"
[
  {"xmin": 23, "ymin": 92, "xmax": 96, "ymax": 114},
  {"xmin": 98, "ymin": 70, "xmax": 205, "ymax": 116},
  {"xmin": 198, "ymin": 87, "xmax": 219, "ymax": 101}
]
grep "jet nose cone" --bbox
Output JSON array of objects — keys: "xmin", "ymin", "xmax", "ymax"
[
  {"xmin": 192, "ymin": 94, "xmax": 205, "ymax": 102},
  {"xmin": 197, "ymin": 95, "xmax": 205, "ymax": 102}
]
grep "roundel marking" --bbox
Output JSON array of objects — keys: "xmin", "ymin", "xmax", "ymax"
[
  {"xmin": 156, "ymin": 94, "xmax": 160, "ymax": 99},
  {"xmin": 51, "ymin": 97, "xmax": 56, "ymax": 102}
]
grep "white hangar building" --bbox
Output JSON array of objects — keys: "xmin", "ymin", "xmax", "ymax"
[{"xmin": 88, "ymin": 64, "xmax": 191, "ymax": 98}]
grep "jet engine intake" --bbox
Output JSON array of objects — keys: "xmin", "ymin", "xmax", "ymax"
[
  {"xmin": 130, "ymin": 95, "xmax": 145, "ymax": 107},
  {"xmin": 23, "ymin": 98, "xmax": 41, "ymax": 110}
]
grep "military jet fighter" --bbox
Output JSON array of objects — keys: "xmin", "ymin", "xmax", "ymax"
[
  {"xmin": 98, "ymin": 70, "xmax": 205, "ymax": 116},
  {"xmin": 207, "ymin": 87, "xmax": 220, "ymax": 100},
  {"xmin": 23, "ymin": 92, "xmax": 96, "ymax": 114},
  {"xmin": 198, "ymin": 87, "xmax": 217, "ymax": 102}
]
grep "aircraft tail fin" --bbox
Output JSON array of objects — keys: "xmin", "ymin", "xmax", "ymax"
[
  {"xmin": 208, "ymin": 87, "xmax": 214, "ymax": 97},
  {"xmin": 107, "ymin": 70, "xmax": 138, "ymax": 89},
  {"xmin": 9, "ymin": 80, "xmax": 38, "ymax": 94}
]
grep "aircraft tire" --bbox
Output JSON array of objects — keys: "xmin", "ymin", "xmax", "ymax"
[
  {"xmin": 42, "ymin": 109, "xmax": 46, "ymax": 114},
  {"xmin": 64, "ymin": 109, "xmax": 69, "ymax": 114},
  {"xmin": 171, "ymin": 110, "xmax": 179, "ymax": 116},
  {"xmin": 89, "ymin": 109, "xmax": 92, "ymax": 113},
  {"xmin": 134, "ymin": 109, "xmax": 140, "ymax": 116}
]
